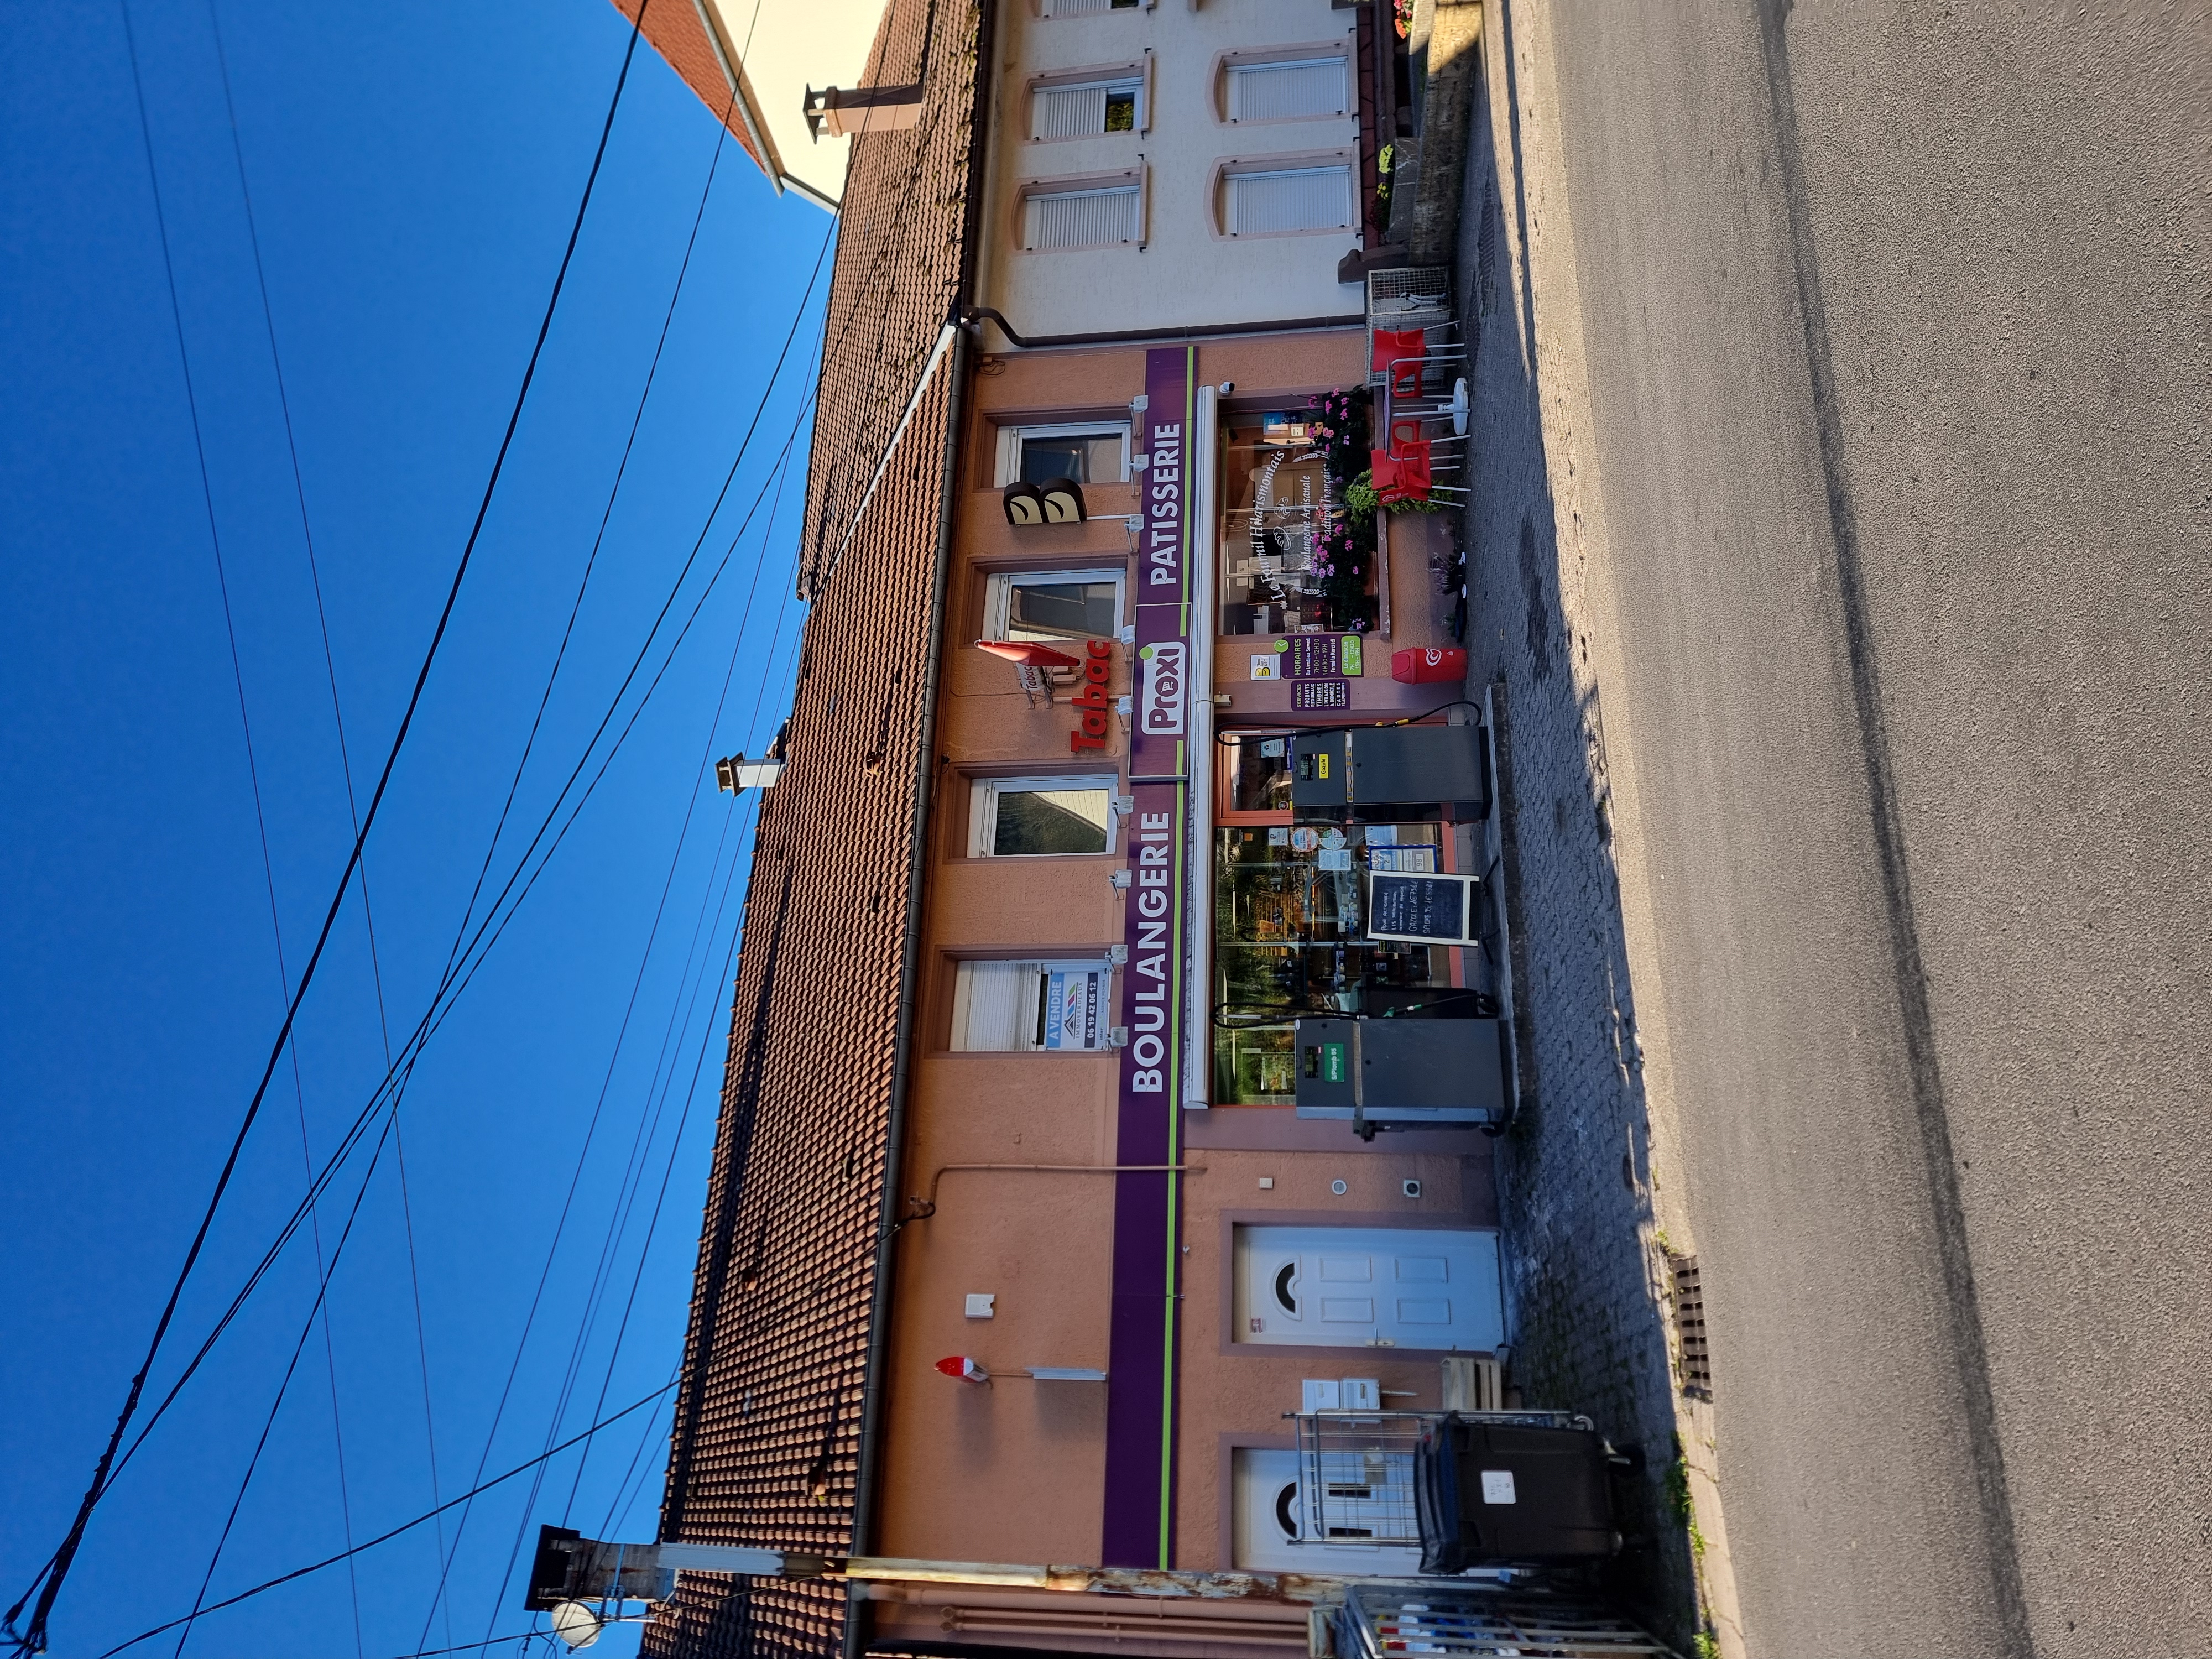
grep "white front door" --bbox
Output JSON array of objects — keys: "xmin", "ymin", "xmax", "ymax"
[
  {"xmin": 1233, "ymin": 1225, "xmax": 1504, "ymax": 1350},
  {"xmin": 1230, "ymin": 1448, "xmax": 1423, "ymax": 1574}
]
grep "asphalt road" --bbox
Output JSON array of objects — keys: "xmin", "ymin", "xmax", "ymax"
[{"xmin": 1477, "ymin": 1, "xmax": 2210, "ymax": 1653}]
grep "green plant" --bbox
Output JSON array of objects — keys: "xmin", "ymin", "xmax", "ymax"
[
  {"xmin": 1692, "ymin": 1632, "xmax": 1721, "ymax": 1659},
  {"xmin": 1343, "ymin": 476, "xmax": 1380, "ymax": 524},
  {"xmin": 1663, "ymin": 1455, "xmax": 1692, "ymax": 1520},
  {"xmin": 1688, "ymin": 1519, "xmax": 1709, "ymax": 1560}
]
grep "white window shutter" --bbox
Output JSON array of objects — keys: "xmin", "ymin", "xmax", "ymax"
[
  {"xmin": 1026, "ymin": 186, "xmax": 1139, "ymax": 249},
  {"xmin": 1034, "ymin": 85, "xmax": 1109, "ymax": 139},
  {"xmin": 955, "ymin": 962, "xmax": 1029, "ymax": 1050},
  {"xmin": 1227, "ymin": 58, "xmax": 1347, "ymax": 121},
  {"xmin": 1227, "ymin": 167, "xmax": 1351, "ymax": 234},
  {"xmin": 1046, "ymin": 0, "xmax": 1113, "ymax": 13}
]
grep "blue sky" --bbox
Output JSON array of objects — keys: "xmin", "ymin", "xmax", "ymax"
[{"xmin": 1, "ymin": 2, "xmax": 827, "ymax": 1655}]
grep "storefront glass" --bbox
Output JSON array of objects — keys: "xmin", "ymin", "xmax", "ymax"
[{"xmin": 1209, "ymin": 808, "xmax": 1460, "ymax": 1103}]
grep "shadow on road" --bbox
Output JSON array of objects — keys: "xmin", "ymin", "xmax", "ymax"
[{"xmin": 1446, "ymin": 7, "xmax": 1703, "ymax": 1646}]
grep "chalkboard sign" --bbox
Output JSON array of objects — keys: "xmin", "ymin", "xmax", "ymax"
[{"xmin": 1366, "ymin": 872, "xmax": 1479, "ymax": 943}]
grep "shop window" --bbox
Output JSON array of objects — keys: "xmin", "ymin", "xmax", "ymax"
[
  {"xmin": 970, "ymin": 775, "xmax": 1120, "ymax": 857},
  {"xmin": 1217, "ymin": 731, "xmax": 1295, "ymax": 820},
  {"xmin": 1031, "ymin": 75, "xmax": 1143, "ymax": 139},
  {"xmin": 986, "ymin": 568, "xmax": 1126, "ymax": 642},
  {"xmin": 952, "ymin": 958, "xmax": 1115, "ymax": 1051},
  {"xmin": 1224, "ymin": 55, "xmax": 1349, "ymax": 122},
  {"xmin": 1021, "ymin": 182, "xmax": 1142, "ymax": 251},
  {"xmin": 1218, "ymin": 410, "xmax": 1375, "ymax": 637},
  {"xmin": 1211, "ymin": 821, "xmax": 1455, "ymax": 1103},
  {"xmin": 1219, "ymin": 164, "xmax": 1354, "ymax": 236},
  {"xmin": 994, "ymin": 421, "xmax": 1131, "ymax": 486}
]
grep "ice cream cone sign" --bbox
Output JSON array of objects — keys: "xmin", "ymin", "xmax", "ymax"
[{"xmin": 935, "ymin": 1355, "xmax": 990, "ymax": 1383}]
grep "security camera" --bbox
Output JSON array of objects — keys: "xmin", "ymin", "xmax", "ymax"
[
  {"xmin": 1218, "ymin": 380, "xmax": 1235, "ymax": 394},
  {"xmin": 1401, "ymin": 1178, "xmax": 1422, "ymax": 1199}
]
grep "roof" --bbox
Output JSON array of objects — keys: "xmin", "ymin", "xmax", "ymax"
[
  {"xmin": 614, "ymin": 0, "xmax": 900, "ymax": 206},
  {"xmin": 638, "ymin": 0, "xmax": 986, "ymax": 1651},
  {"xmin": 612, "ymin": 0, "xmax": 768, "ymax": 176}
]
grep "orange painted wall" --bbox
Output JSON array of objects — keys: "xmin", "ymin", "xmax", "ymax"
[{"xmin": 872, "ymin": 328, "xmax": 1500, "ymax": 1572}]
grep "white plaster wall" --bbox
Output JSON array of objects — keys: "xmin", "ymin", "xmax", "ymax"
[
  {"xmin": 701, "ymin": 0, "xmax": 891, "ymax": 204},
  {"xmin": 975, "ymin": 0, "xmax": 1369, "ymax": 338}
]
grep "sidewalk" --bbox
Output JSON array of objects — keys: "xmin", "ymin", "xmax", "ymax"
[{"xmin": 1426, "ymin": 2, "xmax": 1742, "ymax": 1651}]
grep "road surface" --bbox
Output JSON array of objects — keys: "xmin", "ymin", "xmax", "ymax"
[{"xmin": 1463, "ymin": 1, "xmax": 2210, "ymax": 1653}]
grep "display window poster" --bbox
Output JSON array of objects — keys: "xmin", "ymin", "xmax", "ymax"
[{"xmin": 1046, "ymin": 968, "xmax": 1104, "ymax": 1051}]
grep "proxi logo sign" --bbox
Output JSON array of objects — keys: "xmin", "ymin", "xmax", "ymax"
[{"xmin": 1138, "ymin": 640, "xmax": 1186, "ymax": 737}]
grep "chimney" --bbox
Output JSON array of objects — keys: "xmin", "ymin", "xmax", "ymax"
[
  {"xmin": 803, "ymin": 83, "xmax": 924, "ymax": 141},
  {"xmin": 715, "ymin": 753, "xmax": 786, "ymax": 794}
]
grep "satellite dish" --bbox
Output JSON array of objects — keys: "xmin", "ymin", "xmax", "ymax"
[{"xmin": 550, "ymin": 1601, "xmax": 603, "ymax": 1650}]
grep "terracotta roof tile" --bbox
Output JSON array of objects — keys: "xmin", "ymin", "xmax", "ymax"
[{"xmin": 639, "ymin": 0, "xmax": 984, "ymax": 1652}]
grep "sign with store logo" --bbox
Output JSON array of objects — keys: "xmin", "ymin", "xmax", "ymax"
[
  {"xmin": 1138, "ymin": 640, "xmax": 1186, "ymax": 735},
  {"xmin": 1103, "ymin": 345, "xmax": 1195, "ymax": 1572}
]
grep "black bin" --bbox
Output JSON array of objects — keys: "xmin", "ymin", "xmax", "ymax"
[{"xmin": 1414, "ymin": 1413, "xmax": 1622, "ymax": 1572}]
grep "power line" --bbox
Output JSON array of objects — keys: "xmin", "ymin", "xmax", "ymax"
[
  {"xmin": 3, "ymin": 7, "xmax": 654, "ymax": 1652},
  {"xmin": 438, "ymin": 430, "xmax": 811, "ymax": 1655},
  {"xmin": 78, "ymin": 392, "xmax": 822, "ymax": 1516},
  {"xmin": 197, "ymin": 0, "xmax": 381, "ymax": 1645},
  {"xmin": 86, "ymin": 1384, "xmax": 679, "ymax": 1659}
]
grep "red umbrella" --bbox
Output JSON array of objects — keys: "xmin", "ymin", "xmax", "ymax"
[{"xmin": 975, "ymin": 639, "xmax": 1082, "ymax": 670}]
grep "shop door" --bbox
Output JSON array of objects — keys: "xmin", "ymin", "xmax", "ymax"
[
  {"xmin": 1234, "ymin": 1225, "xmax": 1503, "ymax": 1351},
  {"xmin": 1230, "ymin": 1448, "xmax": 1422, "ymax": 1575}
]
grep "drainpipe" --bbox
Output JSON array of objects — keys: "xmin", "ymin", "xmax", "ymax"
[
  {"xmin": 964, "ymin": 306, "xmax": 1366, "ymax": 352},
  {"xmin": 843, "ymin": 319, "xmax": 969, "ymax": 1659}
]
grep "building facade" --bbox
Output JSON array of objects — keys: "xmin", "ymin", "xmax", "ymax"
[{"xmin": 622, "ymin": 2, "xmax": 1509, "ymax": 1656}]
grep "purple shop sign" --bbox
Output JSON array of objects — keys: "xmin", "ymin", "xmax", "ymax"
[{"xmin": 1102, "ymin": 346, "xmax": 1194, "ymax": 1569}]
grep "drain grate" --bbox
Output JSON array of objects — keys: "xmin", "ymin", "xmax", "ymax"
[{"xmin": 1670, "ymin": 1253, "xmax": 1712, "ymax": 1397}]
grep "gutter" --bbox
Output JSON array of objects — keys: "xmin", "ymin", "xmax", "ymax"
[
  {"xmin": 841, "ymin": 294, "xmax": 975, "ymax": 1659},
  {"xmin": 963, "ymin": 305, "xmax": 1365, "ymax": 352}
]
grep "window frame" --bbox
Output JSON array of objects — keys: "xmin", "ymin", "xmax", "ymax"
[
  {"xmin": 1208, "ymin": 152, "xmax": 1358, "ymax": 241},
  {"xmin": 1209, "ymin": 42, "xmax": 1359, "ymax": 125},
  {"xmin": 1013, "ymin": 167, "xmax": 1149, "ymax": 253},
  {"xmin": 993, "ymin": 420, "xmax": 1133, "ymax": 487},
  {"xmin": 949, "ymin": 956, "xmax": 1119, "ymax": 1053},
  {"xmin": 968, "ymin": 772, "xmax": 1124, "ymax": 858},
  {"xmin": 1026, "ymin": 60, "xmax": 1150, "ymax": 140},
  {"xmin": 984, "ymin": 566, "xmax": 1129, "ymax": 643}
]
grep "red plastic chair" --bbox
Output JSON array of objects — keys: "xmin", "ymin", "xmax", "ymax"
[
  {"xmin": 1369, "ymin": 445, "xmax": 1432, "ymax": 504},
  {"xmin": 1370, "ymin": 328, "xmax": 1431, "ymax": 397}
]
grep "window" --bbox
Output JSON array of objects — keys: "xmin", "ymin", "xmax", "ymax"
[
  {"xmin": 1032, "ymin": 76, "xmax": 1142, "ymax": 139},
  {"xmin": 1222, "ymin": 165, "xmax": 1353, "ymax": 236},
  {"xmin": 994, "ymin": 421, "xmax": 1130, "ymax": 486},
  {"xmin": 1043, "ymin": 0, "xmax": 1140, "ymax": 13},
  {"xmin": 1022, "ymin": 183, "xmax": 1142, "ymax": 250},
  {"xmin": 952, "ymin": 958, "xmax": 1114, "ymax": 1051},
  {"xmin": 1225, "ymin": 55, "xmax": 1349, "ymax": 122},
  {"xmin": 987, "ymin": 568, "xmax": 1125, "ymax": 642},
  {"xmin": 970, "ymin": 775, "xmax": 1119, "ymax": 857}
]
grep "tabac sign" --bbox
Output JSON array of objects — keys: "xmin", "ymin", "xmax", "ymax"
[{"xmin": 1102, "ymin": 346, "xmax": 1194, "ymax": 1570}]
